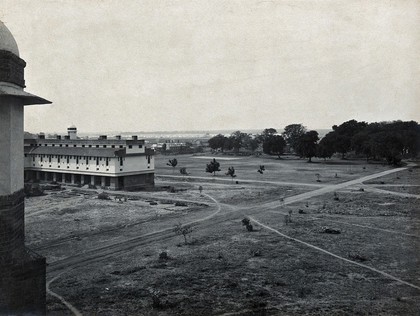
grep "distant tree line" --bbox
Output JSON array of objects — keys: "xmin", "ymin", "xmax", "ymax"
[{"xmin": 207, "ymin": 120, "xmax": 420, "ymax": 165}]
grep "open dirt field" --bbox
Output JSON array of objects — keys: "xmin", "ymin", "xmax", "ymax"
[{"xmin": 25, "ymin": 155, "xmax": 420, "ymax": 315}]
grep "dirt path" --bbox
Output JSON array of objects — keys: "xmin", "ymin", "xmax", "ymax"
[
  {"xmin": 157, "ymin": 174, "xmax": 326, "ymax": 187},
  {"xmin": 47, "ymin": 271, "xmax": 82, "ymax": 316},
  {"xmin": 267, "ymin": 210, "xmax": 420, "ymax": 238},
  {"xmin": 249, "ymin": 217, "xmax": 420, "ymax": 291},
  {"xmin": 46, "ymin": 192, "xmax": 222, "ymax": 276},
  {"xmin": 253, "ymin": 166, "xmax": 409, "ymax": 211},
  {"xmin": 363, "ymin": 186, "xmax": 420, "ymax": 199}
]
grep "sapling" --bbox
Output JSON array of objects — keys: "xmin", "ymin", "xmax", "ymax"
[{"xmin": 173, "ymin": 223, "xmax": 193, "ymax": 244}]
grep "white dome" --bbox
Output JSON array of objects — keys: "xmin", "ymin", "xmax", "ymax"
[{"xmin": 0, "ymin": 21, "xmax": 19, "ymax": 56}]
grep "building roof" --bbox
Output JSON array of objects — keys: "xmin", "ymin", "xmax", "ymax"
[
  {"xmin": 0, "ymin": 21, "xmax": 19, "ymax": 56},
  {"xmin": 0, "ymin": 82, "xmax": 52, "ymax": 105},
  {"xmin": 24, "ymin": 146, "xmax": 125, "ymax": 158}
]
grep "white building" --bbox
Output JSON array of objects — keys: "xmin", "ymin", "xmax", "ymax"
[{"xmin": 24, "ymin": 126, "xmax": 155, "ymax": 190}]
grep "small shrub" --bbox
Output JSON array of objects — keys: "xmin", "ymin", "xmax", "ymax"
[
  {"xmin": 321, "ymin": 227, "xmax": 341, "ymax": 234},
  {"xmin": 159, "ymin": 251, "xmax": 169, "ymax": 261},
  {"xmin": 241, "ymin": 218, "xmax": 253, "ymax": 231},
  {"xmin": 98, "ymin": 192, "xmax": 110, "ymax": 200}
]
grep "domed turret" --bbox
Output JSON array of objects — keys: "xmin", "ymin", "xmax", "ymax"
[
  {"xmin": 0, "ymin": 20, "xmax": 51, "ymax": 105},
  {"xmin": 0, "ymin": 21, "xmax": 19, "ymax": 56}
]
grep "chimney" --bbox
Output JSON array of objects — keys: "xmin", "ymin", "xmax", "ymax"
[
  {"xmin": 38, "ymin": 133, "xmax": 45, "ymax": 139},
  {"xmin": 56, "ymin": 135, "xmax": 61, "ymax": 140},
  {"xmin": 64, "ymin": 135, "xmax": 70, "ymax": 140},
  {"xmin": 132, "ymin": 135, "xmax": 138, "ymax": 140},
  {"xmin": 115, "ymin": 135, "xmax": 121, "ymax": 140},
  {"xmin": 99, "ymin": 135, "xmax": 107, "ymax": 140}
]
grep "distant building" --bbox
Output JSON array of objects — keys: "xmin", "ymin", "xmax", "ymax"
[{"xmin": 24, "ymin": 126, "xmax": 155, "ymax": 190}]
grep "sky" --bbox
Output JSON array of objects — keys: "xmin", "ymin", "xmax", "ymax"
[{"xmin": 1, "ymin": 0, "xmax": 419, "ymax": 133}]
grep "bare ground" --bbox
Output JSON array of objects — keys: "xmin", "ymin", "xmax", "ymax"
[{"xmin": 25, "ymin": 155, "xmax": 420, "ymax": 315}]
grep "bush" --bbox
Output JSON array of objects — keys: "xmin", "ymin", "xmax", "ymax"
[
  {"xmin": 98, "ymin": 192, "xmax": 110, "ymax": 200},
  {"xmin": 159, "ymin": 251, "xmax": 169, "ymax": 261},
  {"xmin": 242, "ymin": 218, "xmax": 253, "ymax": 231}
]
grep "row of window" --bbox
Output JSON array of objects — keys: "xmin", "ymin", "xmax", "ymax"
[
  {"xmin": 28, "ymin": 143, "xmax": 142, "ymax": 149},
  {"xmin": 26, "ymin": 154, "xmax": 124, "ymax": 166}
]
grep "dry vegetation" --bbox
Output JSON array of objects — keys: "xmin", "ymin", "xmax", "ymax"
[{"xmin": 25, "ymin": 155, "xmax": 420, "ymax": 315}]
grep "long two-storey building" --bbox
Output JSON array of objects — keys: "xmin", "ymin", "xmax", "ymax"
[{"xmin": 24, "ymin": 126, "xmax": 154, "ymax": 190}]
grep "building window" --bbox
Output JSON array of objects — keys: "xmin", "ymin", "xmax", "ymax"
[
  {"xmin": 119, "ymin": 157, "xmax": 123, "ymax": 166},
  {"xmin": 44, "ymin": 144, "xmax": 47, "ymax": 146},
  {"xmin": 96, "ymin": 157, "xmax": 99, "ymax": 165},
  {"xmin": 111, "ymin": 145, "xmax": 115, "ymax": 148},
  {"xmin": 67, "ymin": 156, "xmax": 70, "ymax": 164},
  {"xmin": 49, "ymin": 156, "xmax": 51, "ymax": 163},
  {"xmin": 103, "ymin": 145, "xmax": 107, "ymax": 148},
  {"xmin": 89, "ymin": 145, "xmax": 92, "ymax": 148},
  {"xmin": 128, "ymin": 145, "xmax": 132, "ymax": 149},
  {"xmin": 119, "ymin": 145, "xmax": 123, "ymax": 148},
  {"xmin": 76, "ymin": 156, "xmax": 79, "ymax": 164},
  {"xmin": 58, "ymin": 156, "xmax": 61, "ymax": 163},
  {"xmin": 52, "ymin": 144, "xmax": 55, "ymax": 147},
  {"xmin": 106, "ymin": 158, "xmax": 109, "ymax": 166},
  {"xmin": 60, "ymin": 144, "xmax": 62, "ymax": 147},
  {"xmin": 82, "ymin": 145, "xmax": 85, "ymax": 147},
  {"xmin": 139, "ymin": 145, "xmax": 142, "ymax": 148},
  {"xmin": 66, "ymin": 144, "xmax": 69, "ymax": 147},
  {"xmin": 32, "ymin": 156, "xmax": 35, "ymax": 162},
  {"xmin": 96, "ymin": 145, "xmax": 99, "ymax": 148},
  {"xmin": 73, "ymin": 144, "xmax": 77, "ymax": 147},
  {"xmin": 148, "ymin": 155, "xmax": 151, "ymax": 164}
]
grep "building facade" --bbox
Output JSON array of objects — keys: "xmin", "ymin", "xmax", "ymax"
[{"xmin": 24, "ymin": 127, "xmax": 155, "ymax": 190}]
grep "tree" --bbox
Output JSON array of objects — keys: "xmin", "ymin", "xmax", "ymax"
[
  {"xmin": 283, "ymin": 124, "xmax": 306, "ymax": 152},
  {"xmin": 206, "ymin": 158, "xmax": 221, "ymax": 176},
  {"xmin": 226, "ymin": 166, "xmax": 236, "ymax": 181},
  {"xmin": 317, "ymin": 132, "xmax": 335, "ymax": 160},
  {"xmin": 369, "ymin": 131, "xmax": 404, "ymax": 165},
  {"xmin": 295, "ymin": 130, "xmax": 319, "ymax": 162},
  {"xmin": 173, "ymin": 223, "xmax": 193, "ymax": 244},
  {"xmin": 230, "ymin": 131, "xmax": 249, "ymax": 153},
  {"xmin": 258, "ymin": 128, "xmax": 286, "ymax": 158},
  {"xmin": 331, "ymin": 119, "xmax": 367, "ymax": 158},
  {"xmin": 268, "ymin": 135, "xmax": 286, "ymax": 158},
  {"xmin": 208, "ymin": 134, "xmax": 227, "ymax": 152},
  {"xmin": 243, "ymin": 135, "xmax": 260, "ymax": 152},
  {"xmin": 257, "ymin": 165, "xmax": 265, "ymax": 174},
  {"xmin": 167, "ymin": 158, "xmax": 178, "ymax": 173}
]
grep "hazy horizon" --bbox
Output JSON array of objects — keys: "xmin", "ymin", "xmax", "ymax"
[{"xmin": 2, "ymin": 0, "xmax": 419, "ymax": 133}]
